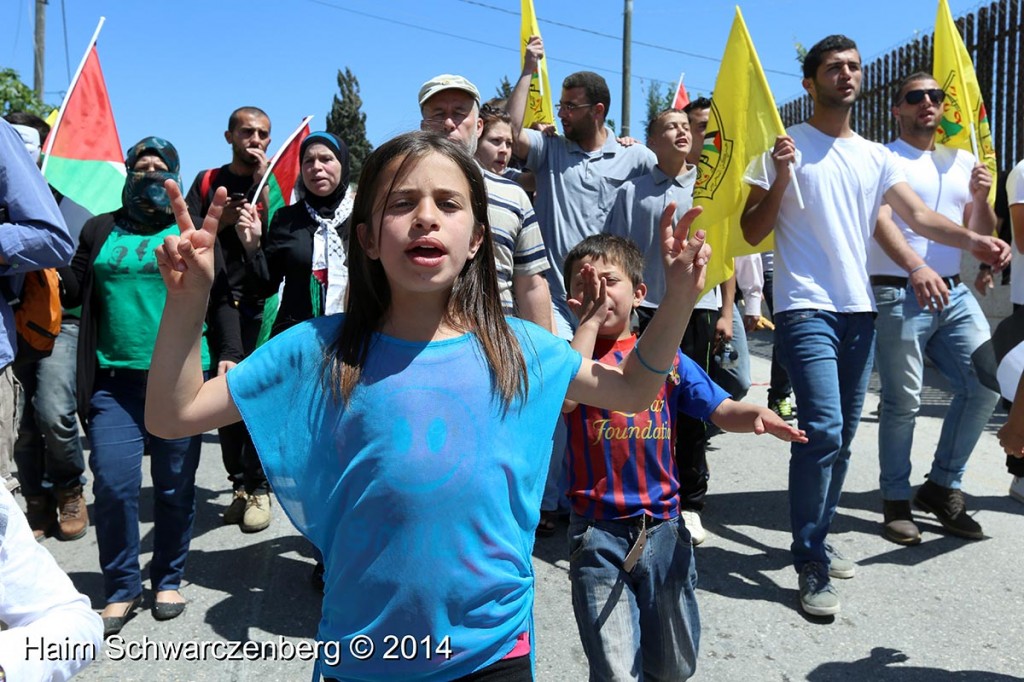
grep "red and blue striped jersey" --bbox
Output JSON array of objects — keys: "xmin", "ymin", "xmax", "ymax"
[{"xmin": 565, "ymin": 335, "xmax": 729, "ymax": 520}]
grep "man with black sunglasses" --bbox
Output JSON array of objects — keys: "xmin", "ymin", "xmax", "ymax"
[{"xmin": 868, "ymin": 71, "xmax": 1004, "ymax": 546}]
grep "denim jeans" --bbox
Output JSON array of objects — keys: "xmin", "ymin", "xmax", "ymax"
[
  {"xmin": 873, "ymin": 283, "xmax": 998, "ymax": 499},
  {"xmin": 712, "ymin": 303, "xmax": 752, "ymax": 402},
  {"xmin": 14, "ymin": 320, "xmax": 85, "ymax": 495},
  {"xmin": 775, "ymin": 310, "xmax": 875, "ymax": 569},
  {"xmin": 88, "ymin": 371, "xmax": 202, "ymax": 603},
  {"xmin": 568, "ymin": 513, "xmax": 700, "ymax": 682}
]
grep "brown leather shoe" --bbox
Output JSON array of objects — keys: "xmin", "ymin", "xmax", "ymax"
[
  {"xmin": 882, "ymin": 499, "xmax": 921, "ymax": 545},
  {"xmin": 25, "ymin": 494, "xmax": 57, "ymax": 541},
  {"xmin": 55, "ymin": 486, "xmax": 88, "ymax": 541}
]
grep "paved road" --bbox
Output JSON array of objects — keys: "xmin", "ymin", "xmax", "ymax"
[{"xmin": 39, "ymin": 332, "xmax": 1024, "ymax": 680}]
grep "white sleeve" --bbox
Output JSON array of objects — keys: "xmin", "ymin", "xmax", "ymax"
[
  {"xmin": 734, "ymin": 254, "xmax": 764, "ymax": 316},
  {"xmin": 1008, "ymin": 162, "xmax": 1024, "ymax": 206},
  {"xmin": 0, "ymin": 486, "xmax": 103, "ymax": 681}
]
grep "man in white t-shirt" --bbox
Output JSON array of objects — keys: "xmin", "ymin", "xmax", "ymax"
[
  {"xmin": 1005, "ymin": 160, "xmax": 1024, "ymax": 502},
  {"xmin": 741, "ymin": 35, "xmax": 1009, "ymax": 618},
  {"xmin": 869, "ymin": 72, "xmax": 1004, "ymax": 546}
]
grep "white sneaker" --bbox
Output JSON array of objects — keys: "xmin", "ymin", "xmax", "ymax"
[
  {"xmin": 680, "ymin": 510, "xmax": 707, "ymax": 546},
  {"xmin": 1010, "ymin": 477, "xmax": 1024, "ymax": 505}
]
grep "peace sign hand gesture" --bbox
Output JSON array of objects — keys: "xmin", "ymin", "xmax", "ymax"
[{"xmin": 156, "ymin": 180, "xmax": 224, "ymax": 298}]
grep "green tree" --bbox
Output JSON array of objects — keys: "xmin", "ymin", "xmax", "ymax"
[
  {"xmin": 642, "ymin": 80, "xmax": 675, "ymax": 137},
  {"xmin": 0, "ymin": 68, "xmax": 52, "ymax": 118},
  {"xmin": 494, "ymin": 76, "xmax": 513, "ymax": 101},
  {"xmin": 325, "ymin": 67, "xmax": 373, "ymax": 181},
  {"xmin": 794, "ymin": 40, "xmax": 808, "ymax": 66}
]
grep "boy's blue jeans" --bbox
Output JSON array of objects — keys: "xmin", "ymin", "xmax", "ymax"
[{"xmin": 568, "ymin": 513, "xmax": 699, "ymax": 682}]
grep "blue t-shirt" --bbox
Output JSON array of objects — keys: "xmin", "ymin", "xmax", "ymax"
[{"xmin": 226, "ymin": 315, "xmax": 581, "ymax": 681}]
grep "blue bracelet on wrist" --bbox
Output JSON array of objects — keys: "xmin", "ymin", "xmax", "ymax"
[{"xmin": 633, "ymin": 343, "xmax": 672, "ymax": 375}]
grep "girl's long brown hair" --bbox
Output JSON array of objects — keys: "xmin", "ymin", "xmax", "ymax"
[{"xmin": 325, "ymin": 132, "xmax": 528, "ymax": 410}]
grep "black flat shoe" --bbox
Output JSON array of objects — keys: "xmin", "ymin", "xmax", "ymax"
[
  {"xmin": 152, "ymin": 599, "xmax": 187, "ymax": 621},
  {"xmin": 102, "ymin": 596, "xmax": 141, "ymax": 637}
]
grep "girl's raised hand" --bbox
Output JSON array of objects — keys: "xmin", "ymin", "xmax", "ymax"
[
  {"xmin": 567, "ymin": 262, "xmax": 609, "ymax": 329},
  {"xmin": 156, "ymin": 180, "xmax": 224, "ymax": 296},
  {"xmin": 660, "ymin": 203, "xmax": 710, "ymax": 298}
]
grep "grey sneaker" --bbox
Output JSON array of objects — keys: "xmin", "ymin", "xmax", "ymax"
[
  {"xmin": 798, "ymin": 562, "xmax": 840, "ymax": 616},
  {"xmin": 825, "ymin": 543, "xmax": 856, "ymax": 579}
]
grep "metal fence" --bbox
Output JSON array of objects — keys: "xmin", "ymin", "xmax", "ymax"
[{"xmin": 778, "ymin": 0, "xmax": 1024, "ymax": 168}]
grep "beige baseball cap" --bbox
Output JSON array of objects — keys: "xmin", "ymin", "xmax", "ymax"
[{"xmin": 418, "ymin": 74, "xmax": 481, "ymax": 106}]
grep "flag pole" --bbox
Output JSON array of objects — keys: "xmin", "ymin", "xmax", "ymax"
[
  {"xmin": 789, "ymin": 162, "xmax": 805, "ymax": 209},
  {"xmin": 40, "ymin": 16, "xmax": 105, "ymax": 175},
  {"xmin": 251, "ymin": 114, "xmax": 314, "ymax": 201}
]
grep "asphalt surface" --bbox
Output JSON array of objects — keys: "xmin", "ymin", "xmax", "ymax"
[{"xmin": 36, "ymin": 329, "xmax": 1024, "ymax": 681}]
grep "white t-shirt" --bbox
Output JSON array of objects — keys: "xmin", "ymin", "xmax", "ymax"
[
  {"xmin": 867, "ymin": 140, "xmax": 974, "ymax": 277},
  {"xmin": 744, "ymin": 122, "xmax": 905, "ymax": 313},
  {"xmin": 1007, "ymin": 160, "xmax": 1024, "ymax": 305}
]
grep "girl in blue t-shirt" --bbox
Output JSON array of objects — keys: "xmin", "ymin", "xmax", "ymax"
[{"xmin": 145, "ymin": 131, "xmax": 709, "ymax": 681}]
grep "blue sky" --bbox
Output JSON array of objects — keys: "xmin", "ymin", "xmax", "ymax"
[{"xmin": 3, "ymin": 0, "xmax": 985, "ymax": 184}]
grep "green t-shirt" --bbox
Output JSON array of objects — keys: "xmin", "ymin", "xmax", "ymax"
[{"xmin": 93, "ymin": 223, "xmax": 211, "ymax": 369}]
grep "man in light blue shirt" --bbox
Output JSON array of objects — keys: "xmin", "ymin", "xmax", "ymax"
[
  {"xmin": 509, "ymin": 36, "xmax": 656, "ymax": 339},
  {"xmin": 0, "ymin": 119, "xmax": 74, "ymax": 491}
]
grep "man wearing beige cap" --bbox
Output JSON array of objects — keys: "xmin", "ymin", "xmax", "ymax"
[{"xmin": 419, "ymin": 74, "xmax": 553, "ymax": 331}]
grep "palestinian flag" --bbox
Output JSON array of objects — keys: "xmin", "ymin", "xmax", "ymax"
[
  {"xmin": 262, "ymin": 116, "xmax": 312, "ymax": 223},
  {"xmin": 41, "ymin": 30, "xmax": 124, "ymax": 217},
  {"xmin": 254, "ymin": 115, "xmax": 312, "ymax": 346}
]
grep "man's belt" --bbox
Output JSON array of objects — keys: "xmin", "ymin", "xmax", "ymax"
[{"xmin": 870, "ymin": 274, "xmax": 961, "ymax": 289}]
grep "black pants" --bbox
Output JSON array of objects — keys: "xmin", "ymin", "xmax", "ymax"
[
  {"xmin": 219, "ymin": 307, "xmax": 269, "ymax": 494},
  {"xmin": 325, "ymin": 653, "xmax": 531, "ymax": 682},
  {"xmin": 763, "ymin": 269, "xmax": 793, "ymax": 403},
  {"xmin": 638, "ymin": 306, "xmax": 716, "ymax": 512}
]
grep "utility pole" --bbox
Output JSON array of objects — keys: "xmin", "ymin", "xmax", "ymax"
[
  {"xmin": 621, "ymin": 0, "xmax": 632, "ymax": 136},
  {"xmin": 34, "ymin": 0, "xmax": 47, "ymax": 99}
]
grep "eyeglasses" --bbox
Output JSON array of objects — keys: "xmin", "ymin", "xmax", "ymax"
[
  {"xmin": 421, "ymin": 111, "xmax": 471, "ymax": 128},
  {"xmin": 556, "ymin": 102, "xmax": 594, "ymax": 113},
  {"xmin": 901, "ymin": 88, "xmax": 945, "ymax": 105}
]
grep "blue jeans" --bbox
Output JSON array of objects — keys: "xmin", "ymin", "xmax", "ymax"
[
  {"xmin": 568, "ymin": 513, "xmax": 700, "ymax": 682},
  {"xmin": 712, "ymin": 303, "xmax": 752, "ymax": 402},
  {"xmin": 775, "ymin": 310, "xmax": 875, "ymax": 570},
  {"xmin": 873, "ymin": 283, "xmax": 998, "ymax": 499},
  {"xmin": 14, "ymin": 320, "xmax": 85, "ymax": 495},
  {"xmin": 88, "ymin": 371, "xmax": 202, "ymax": 604}
]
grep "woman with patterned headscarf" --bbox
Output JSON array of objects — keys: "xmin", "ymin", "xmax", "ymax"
[
  {"xmin": 62, "ymin": 137, "xmax": 241, "ymax": 637},
  {"xmin": 238, "ymin": 131, "xmax": 354, "ymax": 337}
]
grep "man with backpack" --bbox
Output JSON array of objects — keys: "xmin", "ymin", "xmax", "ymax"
[
  {"xmin": 184, "ymin": 107, "xmax": 274, "ymax": 533},
  {"xmin": 0, "ymin": 119, "xmax": 75, "ymax": 496}
]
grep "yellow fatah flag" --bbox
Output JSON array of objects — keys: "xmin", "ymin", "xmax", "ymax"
[
  {"xmin": 693, "ymin": 7, "xmax": 784, "ymax": 295},
  {"xmin": 520, "ymin": 0, "xmax": 554, "ymax": 127},
  {"xmin": 933, "ymin": 0, "xmax": 997, "ymax": 205}
]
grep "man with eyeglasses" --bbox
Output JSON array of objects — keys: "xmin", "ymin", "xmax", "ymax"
[
  {"xmin": 868, "ymin": 71, "xmax": 1001, "ymax": 546},
  {"xmin": 418, "ymin": 75, "xmax": 554, "ymax": 332},
  {"xmin": 741, "ymin": 35, "xmax": 1009, "ymax": 617},
  {"xmin": 508, "ymin": 37, "xmax": 656, "ymax": 339}
]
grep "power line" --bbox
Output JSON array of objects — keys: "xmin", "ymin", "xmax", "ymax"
[
  {"xmin": 303, "ymin": 0, "xmax": 701, "ymax": 90},
  {"xmin": 456, "ymin": 0, "xmax": 801, "ymax": 79}
]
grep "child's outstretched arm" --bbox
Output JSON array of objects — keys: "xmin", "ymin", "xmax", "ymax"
[
  {"xmin": 566, "ymin": 203, "xmax": 709, "ymax": 412},
  {"xmin": 710, "ymin": 400, "xmax": 807, "ymax": 443},
  {"xmin": 562, "ymin": 263, "xmax": 609, "ymax": 413},
  {"xmin": 145, "ymin": 181, "xmax": 242, "ymax": 439}
]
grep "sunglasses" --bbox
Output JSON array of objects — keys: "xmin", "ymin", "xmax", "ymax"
[{"xmin": 902, "ymin": 88, "xmax": 945, "ymax": 105}]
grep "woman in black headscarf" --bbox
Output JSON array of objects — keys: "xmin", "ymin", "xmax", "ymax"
[
  {"xmin": 63, "ymin": 137, "xmax": 240, "ymax": 636},
  {"xmin": 240, "ymin": 131, "xmax": 353, "ymax": 337}
]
